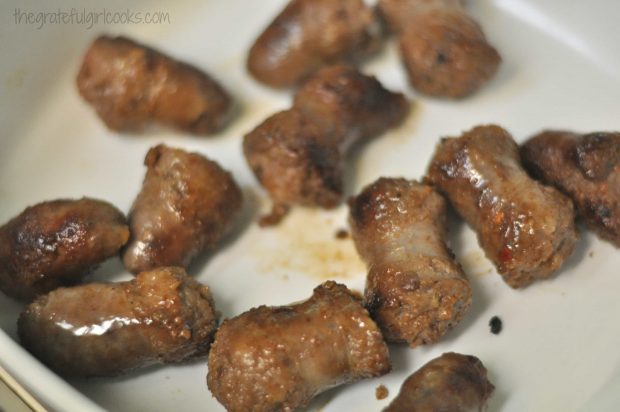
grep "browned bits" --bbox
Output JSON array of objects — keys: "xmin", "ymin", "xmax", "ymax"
[
  {"xmin": 247, "ymin": 0, "xmax": 382, "ymax": 88},
  {"xmin": 349, "ymin": 178, "xmax": 471, "ymax": 347},
  {"xmin": 122, "ymin": 145, "xmax": 242, "ymax": 274},
  {"xmin": 0, "ymin": 198, "xmax": 129, "ymax": 300},
  {"xmin": 244, "ymin": 65, "xmax": 409, "ymax": 225},
  {"xmin": 384, "ymin": 352, "xmax": 494, "ymax": 411},
  {"xmin": 426, "ymin": 125, "xmax": 578, "ymax": 288},
  {"xmin": 207, "ymin": 281, "xmax": 390, "ymax": 412},
  {"xmin": 77, "ymin": 35, "xmax": 233, "ymax": 135},
  {"xmin": 379, "ymin": 0, "xmax": 501, "ymax": 98},
  {"xmin": 376, "ymin": 384, "xmax": 390, "ymax": 400},
  {"xmin": 521, "ymin": 130, "xmax": 620, "ymax": 246},
  {"xmin": 17, "ymin": 267, "xmax": 218, "ymax": 377}
]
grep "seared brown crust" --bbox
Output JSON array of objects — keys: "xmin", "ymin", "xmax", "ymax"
[
  {"xmin": 207, "ymin": 281, "xmax": 390, "ymax": 412},
  {"xmin": 349, "ymin": 178, "xmax": 471, "ymax": 347},
  {"xmin": 522, "ymin": 131, "xmax": 620, "ymax": 246},
  {"xmin": 426, "ymin": 125, "xmax": 578, "ymax": 288},
  {"xmin": 18, "ymin": 267, "xmax": 218, "ymax": 377},
  {"xmin": 384, "ymin": 352, "xmax": 494, "ymax": 412},
  {"xmin": 77, "ymin": 35, "xmax": 233, "ymax": 135},
  {"xmin": 399, "ymin": 9, "xmax": 501, "ymax": 98},
  {"xmin": 0, "ymin": 198, "xmax": 129, "ymax": 300},
  {"xmin": 122, "ymin": 145, "xmax": 242, "ymax": 274},
  {"xmin": 247, "ymin": 0, "xmax": 382, "ymax": 88},
  {"xmin": 378, "ymin": 0, "xmax": 464, "ymax": 34},
  {"xmin": 243, "ymin": 66, "xmax": 409, "ymax": 223}
]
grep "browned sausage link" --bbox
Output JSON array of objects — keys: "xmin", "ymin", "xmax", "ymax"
[
  {"xmin": 0, "ymin": 198, "xmax": 128, "ymax": 300},
  {"xmin": 122, "ymin": 145, "xmax": 242, "ymax": 274},
  {"xmin": 349, "ymin": 178, "xmax": 471, "ymax": 347},
  {"xmin": 384, "ymin": 352, "xmax": 494, "ymax": 412},
  {"xmin": 247, "ymin": 0, "xmax": 382, "ymax": 88},
  {"xmin": 243, "ymin": 66, "xmax": 409, "ymax": 225},
  {"xmin": 18, "ymin": 267, "xmax": 218, "ymax": 377},
  {"xmin": 426, "ymin": 125, "xmax": 578, "ymax": 288},
  {"xmin": 522, "ymin": 131, "xmax": 620, "ymax": 246},
  {"xmin": 207, "ymin": 281, "xmax": 390, "ymax": 412},
  {"xmin": 77, "ymin": 35, "xmax": 233, "ymax": 135},
  {"xmin": 378, "ymin": 0, "xmax": 500, "ymax": 98}
]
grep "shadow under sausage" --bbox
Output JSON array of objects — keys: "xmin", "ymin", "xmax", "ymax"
[{"xmin": 187, "ymin": 186, "xmax": 260, "ymax": 277}]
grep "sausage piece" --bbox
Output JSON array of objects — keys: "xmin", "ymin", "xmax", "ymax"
[
  {"xmin": 244, "ymin": 65, "xmax": 409, "ymax": 225},
  {"xmin": 0, "ymin": 198, "xmax": 128, "ymax": 300},
  {"xmin": 378, "ymin": 0, "xmax": 500, "ymax": 98},
  {"xmin": 349, "ymin": 178, "xmax": 471, "ymax": 347},
  {"xmin": 247, "ymin": 0, "xmax": 382, "ymax": 88},
  {"xmin": 77, "ymin": 35, "xmax": 233, "ymax": 135},
  {"xmin": 207, "ymin": 281, "xmax": 390, "ymax": 412},
  {"xmin": 426, "ymin": 125, "xmax": 578, "ymax": 288},
  {"xmin": 522, "ymin": 131, "xmax": 620, "ymax": 247},
  {"xmin": 18, "ymin": 267, "xmax": 218, "ymax": 377},
  {"xmin": 122, "ymin": 145, "xmax": 242, "ymax": 274},
  {"xmin": 384, "ymin": 352, "xmax": 494, "ymax": 412}
]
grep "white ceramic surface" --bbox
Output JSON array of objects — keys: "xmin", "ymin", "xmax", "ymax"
[{"xmin": 1, "ymin": 0, "xmax": 619, "ymax": 411}]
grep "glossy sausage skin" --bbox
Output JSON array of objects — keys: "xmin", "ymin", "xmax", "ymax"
[
  {"xmin": 122, "ymin": 145, "xmax": 242, "ymax": 274},
  {"xmin": 207, "ymin": 281, "xmax": 390, "ymax": 412},
  {"xmin": 384, "ymin": 352, "xmax": 494, "ymax": 412},
  {"xmin": 18, "ymin": 267, "xmax": 218, "ymax": 377},
  {"xmin": 426, "ymin": 125, "xmax": 578, "ymax": 288},
  {"xmin": 77, "ymin": 35, "xmax": 233, "ymax": 135},
  {"xmin": 0, "ymin": 198, "xmax": 128, "ymax": 300},
  {"xmin": 247, "ymin": 0, "xmax": 382, "ymax": 88},
  {"xmin": 349, "ymin": 178, "xmax": 471, "ymax": 347},
  {"xmin": 522, "ymin": 131, "xmax": 620, "ymax": 247},
  {"xmin": 244, "ymin": 66, "xmax": 408, "ymax": 224},
  {"xmin": 378, "ymin": 0, "xmax": 500, "ymax": 98}
]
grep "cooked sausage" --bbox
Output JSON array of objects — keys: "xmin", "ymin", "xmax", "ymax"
[
  {"xmin": 426, "ymin": 125, "xmax": 578, "ymax": 288},
  {"xmin": 18, "ymin": 267, "xmax": 218, "ymax": 377},
  {"xmin": 384, "ymin": 352, "xmax": 494, "ymax": 412},
  {"xmin": 122, "ymin": 145, "xmax": 242, "ymax": 274},
  {"xmin": 207, "ymin": 281, "xmax": 390, "ymax": 412},
  {"xmin": 349, "ymin": 178, "xmax": 471, "ymax": 347},
  {"xmin": 247, "ymin": 0, "xmax": 382, "ymax": 88},
  {"xmin": 0, "ymin": 198, "xmax": 128, "ymax": 300},
  {"xmin": 522, "ymin": 131, "xmax": 620, "ymax": 246},
  {"xmin": 378, "ymin": 0, "xmax": 500, "ymax": 98},
  {"xmin": 244, "ymin": 65, "xmax": 409, "ymax": 225},
  {"xmin": 77, "ymin": 35, "xmax": 233, "ymax": 135}
]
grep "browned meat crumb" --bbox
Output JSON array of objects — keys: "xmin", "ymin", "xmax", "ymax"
[
  {"xmin": 0, "ymin": 198, "xmax": 128, "ymax": 300},
  {"xmin": 247, "ymin": 0, "xmax": 382, "ymax": 88},
  {"xmin": 122, "ymin": 145, "xmax": 242, "ymax": 274},
  {"xmin": 207, "ymin": 281, "xmax": 390, "ymax": 412},
  {"xmin": 77, "ymin": 35, "xmax": 233, "ymax": 135},
  {"xmin": 349, "ymin": 178, "xmax": 471, "ymax": 347},
  {"xmin": 426, "ymin": 125, "xmax": 578, "ymax": 288},
  {"xmin": 335, "ymin": 228, "xmax": 350, "ymax": 239},
  {"xmin": 521, "ymin": 130, "xmax": 620, "ymax": 247},
  {"xmin": 376, "ymin": 384, "xmax": 390, "ymax": 400},
  {"xmin": 384, "ymin": 352, "xmax": 494, "ymax": 411},
  {"xmin": 18, "ymin": 267, "xmax": 218, "ymax": 377}
]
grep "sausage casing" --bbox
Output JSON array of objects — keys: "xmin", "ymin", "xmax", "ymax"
[
  {"xmin": 247, "ymin": 0, "xmax": 381, "ymax": 88},
  {"xmin": 207, "ymin": 281, "xmax": 390, "ymax": 412},
  {"xmin": 122, "ymin": 145, "xmax": 242, "ymax": 274},
  {"xmin": 522, "ymin": 130, "xmax": 620, "ymax": 247},
  {"xmin": 77, "ymin": 35, "xmax": 233, "ymax": 135},
  {"xmin": 0, "ymin": 198, "xmax": 128, "ymax": 300},
  {"xmin": 349, "ymin": 178, "xmax": 471, "ymax": 347},
  {"xmin": 426, "ymin": 125, "xmax": 578, "ymax": 288},
  {"xmin": 384, "ymin": 352, "xmax": 494, "ymax": 412},
  {"xmin": 18, "ymin": 267, "xmax": 218, "ymax": 377}
]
